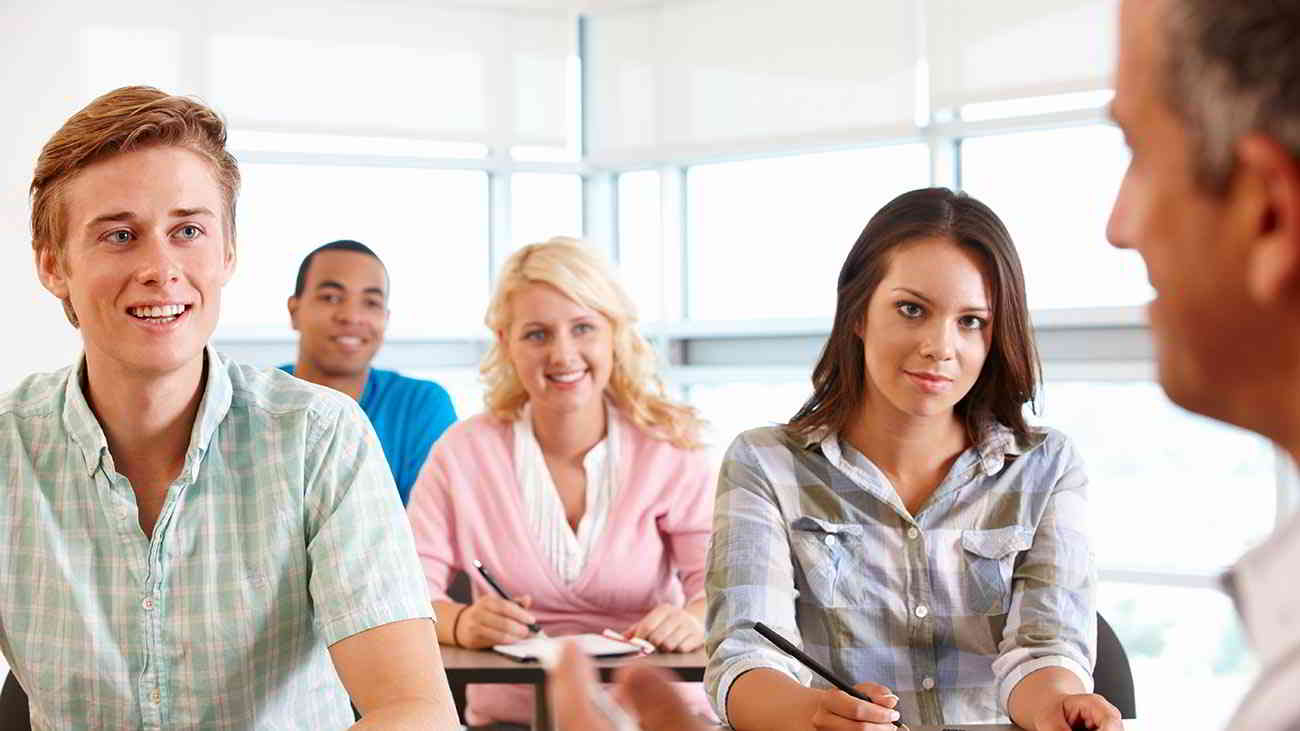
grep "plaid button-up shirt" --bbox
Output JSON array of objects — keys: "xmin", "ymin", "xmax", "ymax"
[
  {"xmin": 705, "ymin": 423, "xmax": 1095, "ymax": 727},
  {"xmin": 0, "ymin": 348, "xmax": 432, "ymax": 729}
]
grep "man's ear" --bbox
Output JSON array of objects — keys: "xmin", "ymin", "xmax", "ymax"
[
  {"xmin": 36, "ymin": 247, "xmax": 69, "ymax": 300},
  {"xmin": 1237, "ymin": 134, "xmax": 1300, "ymax": 308},
  {"xmin": 221, "ymin": 242, "xmax": 237, "ymax": 287},
  {"xmin": 287, "ymin": 295, "xmax": 300, "ymax": 331}
]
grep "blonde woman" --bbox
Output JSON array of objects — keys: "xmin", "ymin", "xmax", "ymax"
[{"xmin": 407, "ymin": 237, "xmax": 714, "ymax": 728}]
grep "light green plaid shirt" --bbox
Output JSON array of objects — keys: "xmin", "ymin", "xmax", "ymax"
[{"xmin": 0, "ymin": 348, "xmax": 432, "ymax": 730}]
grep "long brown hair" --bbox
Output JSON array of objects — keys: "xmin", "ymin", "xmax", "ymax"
[{"xmin": 787, "ymin": 187, "xmax": 1039, "ymax": 444}]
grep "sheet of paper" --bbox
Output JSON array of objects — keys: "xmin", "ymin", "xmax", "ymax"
[{"xmin": 492, "ymin": 632, "xmax": 644, "ymax": 662}]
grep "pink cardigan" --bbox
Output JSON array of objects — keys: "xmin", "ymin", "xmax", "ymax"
[{"xmin": 406, "ymin": 410, "xmax": 716, "ymax": 725}]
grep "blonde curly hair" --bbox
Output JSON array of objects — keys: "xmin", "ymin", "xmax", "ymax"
[{"xmin": 481, "ymin": 237, "xmax": 703, "ymax": 449}]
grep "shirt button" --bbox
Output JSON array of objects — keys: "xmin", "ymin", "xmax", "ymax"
[
  {"xmin": 922, "ymin": 677, "xmax": 935, "ymax": 690},
  {"xmin": 142, "ymin": 597, "xmax": 154, "ymax": 610},
  {"xmin": 906, "ymin": 527, "xmax": 919, "ymax": 540},
  {"xmin": 150, "ymin": 689, "xmax": 161, "ymax": 704},
  {"xmin": 823, "ymin": 534, "xmax": 836, "ymax": 546},
  {"xmin": 915, "ymin": 605, "xmax": 929, "ymax": 619}
]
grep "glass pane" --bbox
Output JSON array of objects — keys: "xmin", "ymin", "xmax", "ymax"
[
  {"xmin": 1098, "ymin": 582, "xmax": 1256, "ymax": 729},
  {"xmin": 510, "ymin": 173, "xmax": 583, "ymax": 251},
  {"xmin": 221, "ymin": 163, "xmax": 488, "ymax": 338},
  {"xmin": 685, "ymin": 381, "xmax": 812, "ymax": 459},
  {"xmin": 406, "ymin": 368, "xmax": 485, "ymax": 421},
  {"xmin": 1038, "ymin": 381, "xmax": 1275, "ymax": 572},
  {"xmin": 687, "ymin": 145, "xmax": 930, "ymax": 320},
  {"xmin": 618, "ymin": 170, "xmax": 665, "ymax": 323},
  {"xmin": 960, "ymin": 125, "xmax": 1151, "ymax": 310}
]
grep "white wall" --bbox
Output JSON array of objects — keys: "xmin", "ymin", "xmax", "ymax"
[{"xmin": 0, "ymin": 2, "xmax": 90, "ymax": 391}]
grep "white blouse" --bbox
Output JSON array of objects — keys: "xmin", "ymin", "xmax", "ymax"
[{"xmin": 513, "ymin": 402, "xmax": 619, "ymax": 586}]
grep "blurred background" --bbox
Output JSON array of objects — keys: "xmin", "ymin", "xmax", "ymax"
[{"xmin": 0, "ymin": 1, "xmax": 1290, "ymax": 727}]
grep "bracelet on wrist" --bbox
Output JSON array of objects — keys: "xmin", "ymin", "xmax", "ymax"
[{"xmin": 451, "ymin": 605, "xmax": 468, "ymax": 648}]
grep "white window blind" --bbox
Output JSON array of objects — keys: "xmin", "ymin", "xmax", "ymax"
[
  {"xmin": 206, "ymin": 0, "xmax": 572, "ymax": 147},
  {"xmin": 588, "ymin": 0, "xmax": 922, "ymax": 162},
  {"xmin": 927, "ymin": 0, "xmax": 1118, "ymax": 109}
]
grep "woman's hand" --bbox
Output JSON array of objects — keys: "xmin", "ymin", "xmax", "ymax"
[
  {"xmin": 454, "ymin": 594, "xmax": 538, "ymax": 649},
  {"xmin": 624, "ymin": 604, "xmax": 706, "ymax": 652},
  {"xmin": 809, "ymin": 682, "xmax": 902, "ymax": 731},
  {"xmin": 1031, "ymin": 693, "xmax": 1124, "ymax": 731}
]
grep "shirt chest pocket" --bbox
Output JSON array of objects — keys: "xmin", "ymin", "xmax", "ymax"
[
  {"xmin": 959, "ymin": 526, "xmax": 1033, "ymax": 615},
  {"xmin": 789, "ymin": 516, "xmax": 865, "ymax": 608}
]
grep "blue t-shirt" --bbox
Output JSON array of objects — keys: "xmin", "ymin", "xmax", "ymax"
[{"xmin": 280, "ymin": 365, "xmax": 457, "ymax": 504}]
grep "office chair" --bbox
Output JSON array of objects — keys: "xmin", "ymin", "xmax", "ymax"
[
  {"xmin": 1094, "ymin": 612, "xmax": 1137, "ymax": 719},
  {"xmin": 0, "ymin": 671, "xmax": 29, "ymax": 731}
]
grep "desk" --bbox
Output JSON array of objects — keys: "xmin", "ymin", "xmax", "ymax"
[
  {"xmin": 903, "ymin": 725, "xmax": 1140, "ymax": 731},
  {"xmin": 439, "ymin": 645, "xmax": 706, "ymax": 730}
]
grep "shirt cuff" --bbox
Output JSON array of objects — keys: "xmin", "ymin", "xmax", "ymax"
[
  {"xmin": 998, "ymin": 653, "xmax": 1094, "ymax": 715},
  {"xmin": 712, "ymin": 656, "xmax": 808, "ymax": 727},
  {"xmin": 320, "ymin": 599, "xmax": 435, "ymax": 647}
]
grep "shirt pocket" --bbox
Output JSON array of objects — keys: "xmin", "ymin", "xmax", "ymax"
[
  {"xmin": 789, "ymin": 516, "xmax": 864, "ymax": 608},
  {"xmin": 960, "ymin": 526, "xmax": 1033, "ymax": 615}
]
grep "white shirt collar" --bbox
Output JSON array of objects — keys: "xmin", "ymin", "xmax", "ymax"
[{"xmin": 513, "ymin": 401, "xmax": 619, "ymax": 586}]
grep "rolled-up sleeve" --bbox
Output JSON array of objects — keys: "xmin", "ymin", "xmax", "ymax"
[
  {"xmin": 705, "ymin": 433, "xmax": 810, "ymax": 726},
  {"xmin": 304, "ymin": 399, "xmax": 433, "ymax": 645},
  {"xmin": 992, "ymin": 435, "xmax": 1096, "ymax": 713}
]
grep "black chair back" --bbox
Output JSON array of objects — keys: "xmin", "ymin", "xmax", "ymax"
[
  {"xmin": 1094, "ymin": 612, "xmax": 1136, "ymax": 719},
  {"xmin": 0, "ymin": 671, "xmax": 30, "ymax": 731}
]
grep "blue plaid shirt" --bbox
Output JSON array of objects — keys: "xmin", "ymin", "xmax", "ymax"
[
  {"xmin": 0, "ymin": 348, "xmax": 432, "ymax": 729},
  {"xmin": 705, "ymin": 424, "xmax": 1096, "ymax": 727}
]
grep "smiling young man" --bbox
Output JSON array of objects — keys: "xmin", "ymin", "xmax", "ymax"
[
  {"xmin": 1107, "ymin": 1, "xmax": 1300, "ymax": 729},
  {"xmin": 284, "ymin": 240, "xmax": 457, "ymax": 504},
  {"xmin": 0, "ymin": 86, "xmax": 458, "ymax": 729}
]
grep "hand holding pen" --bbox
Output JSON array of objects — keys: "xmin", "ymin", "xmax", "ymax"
[
  {"xmin": 753, "ymin": 622, "xmax": 906, "ymax": 729},
  {"xmin": 452, "ymin": 560, "xmax": 544, "ymax": 649}
]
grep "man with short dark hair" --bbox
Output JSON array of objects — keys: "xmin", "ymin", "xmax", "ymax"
[
  {"xmin": 1107, "ymin": 1, "xmax": 1300, "ymax": 728},
  {"xmin": 285, "ymin": 239, "xmax": 456, "ymax": 504}
]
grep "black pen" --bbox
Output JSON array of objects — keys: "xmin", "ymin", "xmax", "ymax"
[
  {"xmin": 753, "ymin": 622, "xmax": 904, "ymax": 728},
  {"xmin": 472, "ymin": 559, "xmax": 543, "ymax": 634}
]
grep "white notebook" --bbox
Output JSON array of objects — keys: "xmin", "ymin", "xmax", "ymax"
[{"xmin": 492, "ymin": 633, "xmax": 645, "ymax": 663}]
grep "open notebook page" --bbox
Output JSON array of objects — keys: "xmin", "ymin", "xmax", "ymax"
[{"xmin": 492, "ymin": 632, "xmax": 645, "ymax": 662}]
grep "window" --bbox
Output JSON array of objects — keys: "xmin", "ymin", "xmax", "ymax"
[
  {"xmin": 509, "ymin": 173, "xmax": 583, "ymax": 251},
  {"xmin": 1098, "ymin": 583, "xmax": 1254, "ymax": 730},
  {"xmin": 685, "ymin": 380, "xmax": 811, "ymax": 457},
  {"xmin": 687, "ymin": 144, "xmax": 930, "ymax": 320},
  {"xmin": 407, "ymin": 368, "xmax": 486, "ymax": 421},
  {"xmin": 1038, "ymin": 380, "xmax": 1275, "ymax": 571},
  {"xmin": 960, "ymin": 124, "xmax": 1151, "ymax": 311},
  {"xmin": 617, "ymin": 170, "xmax": 665, "ymax": 322},
  {"xmin": 1039, "ymin": 379, "xmax": 1273, "ymax": 727},
  {"xmin": 221, "ymin": 163, "xmax": 489, "ymax": 338}
]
